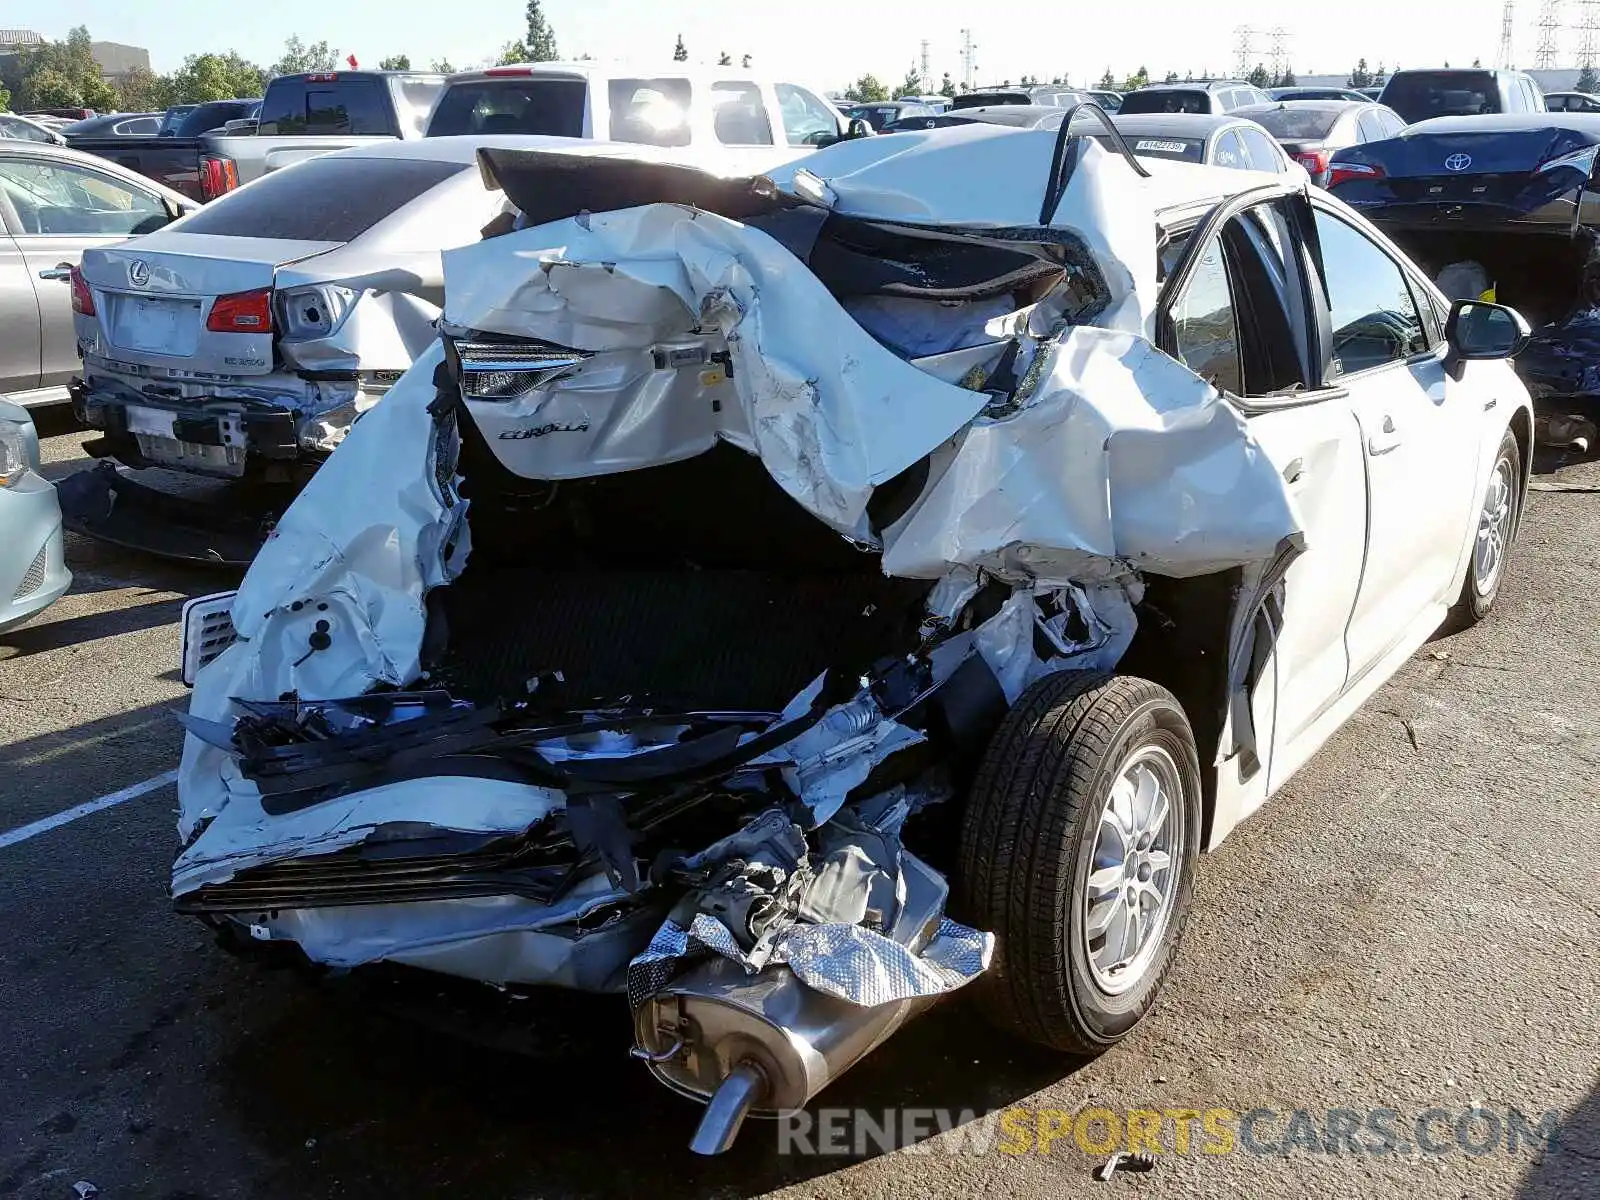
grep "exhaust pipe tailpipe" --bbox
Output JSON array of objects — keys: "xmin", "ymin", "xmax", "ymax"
[{"xmin": 632, "ymin": 853, "xmax": 949, "ymax": 1153}]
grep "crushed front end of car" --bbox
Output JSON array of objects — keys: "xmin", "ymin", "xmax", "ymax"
[{"xmin": 173, "ymin": 128, "xmax": 1302, "ymax": 1151}]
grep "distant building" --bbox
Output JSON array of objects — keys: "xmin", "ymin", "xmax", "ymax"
[
  {"xmin": 0, "ymin": 28, "xmax": 151, "ymax": 84},
  {"xmin": 91, "ymin": 40, "xmax": 150, "ymax": 79}
]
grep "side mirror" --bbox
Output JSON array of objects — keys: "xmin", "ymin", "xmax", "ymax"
[
  {"xmin": 847, "ymin": 117, "xmax": 875, "ymax": 139},
  {"xmin": 1444, "ymin": 298, "xmax": 1530, "ymax": 379}
]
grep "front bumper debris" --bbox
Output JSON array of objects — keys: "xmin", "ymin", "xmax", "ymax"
[{"xmin": 56, "ymin": 462, "xmax": 283, "ymax": 566}]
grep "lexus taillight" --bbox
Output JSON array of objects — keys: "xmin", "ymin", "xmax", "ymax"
[
  {"xmin": 1295, "ymin": 149, "xmax": 1331, "ymax": 176},
  {"xmin": 207, "ymin": 289, "xmax": 273, "ymax": 333},
  {"xmin": 199, "ymin": 156, "xmax": 240, "ymax": 202},
  {"xmin": 1327, "ymin": 160, "xmax": 1384, "ymax": 190},
  {"xmin": 69, "ymin": 265, "xmax": 95, "ymax": 316}
]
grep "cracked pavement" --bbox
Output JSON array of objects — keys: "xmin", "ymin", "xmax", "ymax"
[{"xmin": 1, "ymin": 415, "xmax": 1595, "ymax": 1199}]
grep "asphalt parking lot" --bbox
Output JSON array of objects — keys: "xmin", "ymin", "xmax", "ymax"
[{"xmin": 2, "ymin": 410, "xmax": 1597, "ymax": 1200}]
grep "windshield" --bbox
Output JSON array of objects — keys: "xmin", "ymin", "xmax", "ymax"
[
  {"xmin": 1119, "ymin": 90, "xmax": 1209, "ymax": 114},
  {"xmin": 952, "ymin": 92, "xmax": 1029, "ymax": 110},
  {"xmin": 1382, "ymin": 72, "xmax": 1500, "ymax": 122},
  {"xmin": 174, "ymin": 156, "xmax": 468, "ymax": 241},
  {"xmin": 426, "ymin": 77, "xmax": 587, "ymax": 137},
  {"xmin": 1100, "ymin": 134, "xmax": 1206, "ymax": 162},
  {"xmin": 1242, "ymin": 106, "xmax": 1343, "ymax": 139},
  {"xmin": 158, "ymin": 105, "xmax": 197, "ymax": 136},
  {"xmin": 172, "ymin": 102, "xmax": 259, "ymax": 137},
  {"xmin": 846, "ymin": 105, "xmax": 902, "ymax": 130}
]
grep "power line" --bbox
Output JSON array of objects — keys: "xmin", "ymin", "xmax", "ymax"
[
  {"xmin": 1500, "ymin": 0, "xmax": 1517, "ymax": 67},
  {"xmin": 1536, "ymin": 0, "xmax": 1562, "ymax": 68}
]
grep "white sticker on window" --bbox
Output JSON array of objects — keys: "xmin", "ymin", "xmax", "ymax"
[{"xmin": 1135, "ymin": 139, "xmax": 1189, "ymax": 154}]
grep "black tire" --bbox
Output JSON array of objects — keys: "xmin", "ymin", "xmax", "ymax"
[
  {"xmin": 954, "ymin": 671, "xmax": 1202, "ymax": 1054},
  {"xmin": 1452, "ymin": 427, "xmax": 1522, "ymax": 627}
]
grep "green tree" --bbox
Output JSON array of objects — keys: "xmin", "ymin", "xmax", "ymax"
[
  {"xmin": 673, "ymin": 34, "xmax": 687, "ymax": 62},
  {"xmin": 499, "ymin": 40, "xmax": 528, "ymax": 65},
  {"xmin": 899, "ymin": 64, "xmax": 923, "ymax": 96},
  {"xmin": 1097, "ymin": 67, "xmax": 1116, "ymax": 90},
  {"xmin": 380, "ymin": 54, "xmax": 412, "ymax": 70},
  {"xmin": 1164, "ymin": 70, "xmax": 1179, "ymax": 83},
  {"xmin": 1247, "ymin": 62, "xmax": 1270, "ymax": 88},
  {"xmin": 115, "ymin": 66, "xmax": 171, "ymax": 110},
  {"xmin": 0, "ymin": 83, "xmax": 10, "ymax": 110},
  {"xmin": 167, "ymin": 52, "xmax": 266, "ymax": 102},
  {"xmin": 1472, "ymin": 57, "xmax": 1483, "ymax": 68},
  {"xmin": 1020, "ymin": 73, "xmax": 1038, "ymax": 87},
  {"xmin": 525, "ymin": 0, "xmax": 559, "ymax": 61},
  {"xmin": 23, "ymin": 67, "xmax": 82, "ymax": 108},
  {"xmin": 1121, "ymin": 65, "xmax": 1149, "ymax": 92},
  {"xmin": 1277, "ymin": 66, "xmax": 1297, "ymax": 86},
  {"xmin": 1579, "ymin": 63, "xmax": 1599, "ymax": 91},
  {"xmin": 939, "ymin": 72, "xmax": 956, "ymax": 99},
  {"xmin": 742, "ymin": 54, "xmax": 752, "ymax": 68},
  {"xmin": 1374, "ymin": 63, "xmax": 1389, "ymax": 85},
  {"xmin": 271, "ymin": 37, "xmax": 339, "ymax": 77},
  {"xmin": 1348, "ymin": 57, "xmax": 1372, "ymax": 88},
  {"xmin": 717, "ymin": 51, "xmax": 732, "ymax": 66},
  {"xmin": 431, "ymin": 58, "xmax": 455, "ymax": 73},
  {"xmin": 844, "ymin": 73, "xmax": 889, "ymax": 102}
]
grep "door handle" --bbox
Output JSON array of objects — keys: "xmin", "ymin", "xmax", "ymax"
[
  {"xmin": 37, "ymin": 264, "xmax": 73, "ymax": 282},
  {"xmin": 1282, "ymin": 457, "xmax": 1306, "ymax": 486},
  {"xmin": 1367, "ymin": 415, "xmax": 1402, "ymax": 456}
]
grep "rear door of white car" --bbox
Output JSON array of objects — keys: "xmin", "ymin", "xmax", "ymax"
[
  {"xmin": 1159, "ymin": 190, "xmax": 1368, "ymax": 825},
  {"xmin": 0, "ymin": 152, "xmax": 176, "ymax": 389},
  {"xmin": 1304, "ymin": 204, "xmax": 1482, "ymax": 681}
]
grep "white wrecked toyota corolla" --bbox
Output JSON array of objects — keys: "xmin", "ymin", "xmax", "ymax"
[{"xmin": 171, "ymin": 118, "xmax": 1533, "ymax": 1152}]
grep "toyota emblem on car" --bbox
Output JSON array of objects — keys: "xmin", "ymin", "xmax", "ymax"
[
  {"xmin": 1445, "ymin": 153, "xmax": 1473, "ymax": 172},
  {"xmin": 127, "ymin": 260, "xmax": 150, "ymax": 287}
]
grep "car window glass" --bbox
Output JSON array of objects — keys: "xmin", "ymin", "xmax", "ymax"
[
  {"xmin": 1356, "ymin": 111, "xmax": 1385, "ymax": 141},
  {"xmin": 776, "ymin": 83, "xmax": 839, "ymax": 146},
  {"xmin": 257, "ymin": 80, "xmax": 304, "ymax": 135},
  {"xmin": 1312, "ymin": 209, "xmax": 1429, "ymax": 376},
  {"xmin": 0, "ymin": 158, "xmax": 167, "ymax": 236},
  {"xmin": 0, "ymin": 117, "xmax": 53, "ymax": 143},
  {"xmin": 427, "ymin": 78, "xmax": 586, "ymax": 137},
  {"xmin": 609, "ymin": 77, "xmax": 692, "ymax": 146},
  {"xmin": 306, "ymin": 82, "xmax": 388, "ymax": 134},
  {"xmin": 1237, "ymin": 127, "xmax": 1282, "ymax": 171},
  {"xmin": 1170, "ymin": 234, "xmax": 1243, "ymax": 394},
  {"xmin": 1213, "ymin": 130, "xmax": 1247, "ymax": 169},
  {"xmin": 174, "ymin": 156, "xmax": 466, "ymax": 241},
  {"xmin": 711, "ymin": 80, "xmax": 773, "ymax": 145}
]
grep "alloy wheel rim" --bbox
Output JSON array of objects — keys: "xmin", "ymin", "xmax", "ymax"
[
  {"xmin": 1474, "ymin": 457, "xmax": 1514, "ymax": 597},
  {"xmin": 1082, "ymin": 744, "xmax": 1185, "ymax": 996}
]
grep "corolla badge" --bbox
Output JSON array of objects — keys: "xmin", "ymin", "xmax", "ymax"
[
  {"xmin": 127, "ymin": 259, "xmax": 150, "ymax": 287},
  {"xmin": 1444, "ymin": 153, "xmax": 1473, "ymax": 172}
]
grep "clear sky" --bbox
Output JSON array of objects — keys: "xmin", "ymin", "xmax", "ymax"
[{"xmin": 5, "ymin": 1, "xmax": 1531, "ymax": 90}]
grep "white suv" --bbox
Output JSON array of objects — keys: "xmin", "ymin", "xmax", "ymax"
[{"xmin": 425, "ymin": 63, "xmax": 853, "ymax": 172}]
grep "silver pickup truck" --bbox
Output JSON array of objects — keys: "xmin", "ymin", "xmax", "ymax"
[
  {"xmin": 199, "ymin": 70, "xmax": 444, "ymax": 194},
  {"xmin": 200, "ymin": 63, "xmax": 858, "ymax": 197}
]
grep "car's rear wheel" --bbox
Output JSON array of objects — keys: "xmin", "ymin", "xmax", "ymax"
[
  {"xmin": 955, "ymin": 671, "xmax": 1202, "ymax": 1054},
  {"xmin": 1454, "ymin": 427, "xmax": 1521, "ymax": 626}
]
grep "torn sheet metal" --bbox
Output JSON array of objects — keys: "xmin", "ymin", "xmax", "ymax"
[
  {"xmin": 880, "ymin": 326, "xmax": 1302, "ymax": 583},
  {"xmin": 176, "ymin": 341, "xmax": 465, "ymax": 839},
  {"xmin": 762, "ymin": 126, "xmax": 1160, "ymax": 336},
  {"xmin": 639, "ymin": 912, "xmax": 992, "ymax": 1008},
  {"xmin": 443, "ymin": 203, "xmax": 992, "ymax": 540}
]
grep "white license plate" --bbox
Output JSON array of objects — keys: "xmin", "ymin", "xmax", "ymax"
[
  {"xmin": 125, "ymin": 404, "xmax": 177, "ymax": 438},
  {"xmin": 111, "ymin": 296, "xmax": 202, "ymax": 355}
]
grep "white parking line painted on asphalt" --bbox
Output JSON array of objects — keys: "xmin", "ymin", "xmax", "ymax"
[{"xmin": 0, "ymin": 769, "xmax": 178, "ymax": 850}]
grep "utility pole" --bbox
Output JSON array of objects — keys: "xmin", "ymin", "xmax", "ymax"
[
  {"xmin": 1500, "ymin": 0, "xmax": 1517, "ymax": 67},
  {"xmin": 920, "ymin": 39, "xmax": 931, "ymax": 92},
  {"xmin": 1233, "ymin": 25, "xmax": 1254, "ymax": 79},
  {"xmin": 1583, "ymin": 0, "xmax": 1600, "ymax": 67},
  {"xmin": 1537, "ymin": 0, "xmax": 1563, "ymax": 68},
  {"xmin": 1270, "ymin": 26, "xmax": 1288, "ymax": 80},
  {"xmin": 960, "ymin": 28, "xmax": 977, "ymax": 90}
]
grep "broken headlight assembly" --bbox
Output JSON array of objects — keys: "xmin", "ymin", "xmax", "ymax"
[
  {"xmin": 276, "ymin": 284, "xmax": 361, "ymax": 341},
  {"xmin": 446, "ymin": 333, "xmax": 595, "ymax": 401}
]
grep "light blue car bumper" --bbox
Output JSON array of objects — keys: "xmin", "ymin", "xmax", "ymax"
[{"xmin": 0, "ymin": 468, "xmax": 72, "ymax": 634}]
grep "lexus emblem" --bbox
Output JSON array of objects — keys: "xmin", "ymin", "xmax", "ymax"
[
  {"xmin": 127, "ymin": 259, "xmax": 150, "ymax": 287},
  {"xmin": 1444, "ymin": 153, "xmax": 1473, "ymax": 172}
]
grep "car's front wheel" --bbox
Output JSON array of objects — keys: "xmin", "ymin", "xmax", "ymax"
[
  {"xmin": 1454, "ymin": 427, "xmax": 1522, "ymax": 625},
  {"xmin": 955, "ymin": 671, "xmax": 1202, "ymax": 1054}
]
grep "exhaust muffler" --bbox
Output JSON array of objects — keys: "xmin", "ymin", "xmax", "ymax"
[{"xmin": 631, "ymin": 853, "xmax": 950, "ymax": 1154}]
